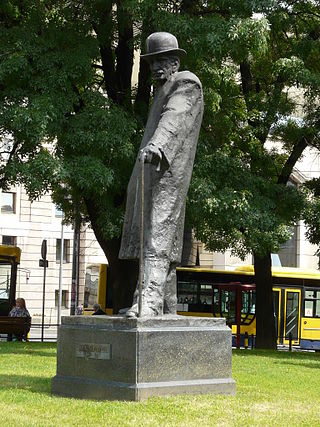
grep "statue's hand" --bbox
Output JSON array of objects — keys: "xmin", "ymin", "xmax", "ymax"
[{"xmin": 139, "ymin": 145, "xmax": 162, "ymax": 168}]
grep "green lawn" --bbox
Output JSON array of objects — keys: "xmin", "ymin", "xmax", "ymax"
[{"xmin": 0, "ymin": 343, "xmax": 319, "ymax": 427}]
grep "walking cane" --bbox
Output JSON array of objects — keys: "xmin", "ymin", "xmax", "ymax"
[{"xmin": 138, "ymin": 152, "xmax": 145, "ymax": 317}]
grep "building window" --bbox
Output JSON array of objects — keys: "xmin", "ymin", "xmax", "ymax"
[
  {"xmin": 2, "ymin": 236, "xmax": 17, "ymax": 246},
  {"xmin": 55, "ymin": 290, "xmax": 69, "ymax": 308},
  {"xmin": 1, "ymin": 192, "xmax": 16, "ymax": 214},
  {"xmin": 56, "ymin": 239, "xmax": 70, "ymax": 263},
  {"xmin": 278, "ymin": 225, "xmax": 298, "ymax": 267},
  {"xmin": 55, "ymin": 206, "xmax": 63, "ymax": 218}
]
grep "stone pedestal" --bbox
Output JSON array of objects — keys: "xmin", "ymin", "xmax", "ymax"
[{"xmin": 51, "ymin": 315, "xmax": 235, "ymax": 401}]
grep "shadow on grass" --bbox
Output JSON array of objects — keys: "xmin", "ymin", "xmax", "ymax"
[
  {"xmin": 281, "ymin": 360, "xmax": 320, "ymax": 369},
  {"xmin": 0, "ymin": 373, "xmax": 52, "ymax": 395},
  {"xmin": 233, "ymin": 349, "xmax": 320, "ymax": 364},
  {"xmin": 0, "ymin": 342, "xmax": 56, "ymax": 358}
]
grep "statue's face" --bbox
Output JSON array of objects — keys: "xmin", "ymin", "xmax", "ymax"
[{"xmin": 150, "ymin": 55, "xmax": 179, "ymax": 83}]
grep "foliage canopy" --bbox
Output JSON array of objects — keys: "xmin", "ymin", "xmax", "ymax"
[{"xmin": 1, "ymin": 0, "xmax": 320, "ymax": 261}]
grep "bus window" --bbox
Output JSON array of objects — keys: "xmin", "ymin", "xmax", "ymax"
[
  {"xmin": 0, "ymin": 261, "xmax": 12, "ymax": 315},
  {"xmin": 200, "ymin": 284, "xmax": 212, "ymax": 305},
  {"xmin": 221, "ymin": 289, "xmax": 236, "ymax": 324},
  {"xmin": 177, "ymin": 281, "xmax": 198, "ymax": 304},
  {"xmin": 241, "ymin": 290, "xmax": 255, "ymax": 315},
  {"xmin": 304, "ymin": 299, "xmax": 313, "ymax": 317},
  {"xmin": 0, "ymin": 245, "xmax": 20, "ymax": 316},
  {"xmin": 0, "ymin": 262, "xmax": 11, "ymax": 299},
  {"xmin": 304, "ymin": 290, "xmax": 320, "ymax": 318},
  {"xmin": 213, "ymin": 288, "xmax": 219, "ymax": 315},
  {"xmin": 240, "ymin": 289, "xmax": 256, "ymax": 325}
]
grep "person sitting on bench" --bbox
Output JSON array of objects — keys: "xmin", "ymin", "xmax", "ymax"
[
  {"xmin": 92, "ymin": 303, "xmax": 106, "ymax": 315},
  {"xmin": 9, "ymin": 298, "xmax": 31, "ymax": 341}
]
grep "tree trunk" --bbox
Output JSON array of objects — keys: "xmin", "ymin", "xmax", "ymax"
[
  {"xmin": 99, "ymin": 238, "xmax": 138, "ymax": 314},
  {"xmin": 254, "ymin": 252, "xmax": 276, "ymax": 349},
  {"xmin": 84, "ymin": 197, "xmax": 138, "ymax": 313}
]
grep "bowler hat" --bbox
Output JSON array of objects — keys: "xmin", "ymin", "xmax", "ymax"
[{"xmin": 141, "ymin": 32, "xmax": 186, "ymax": 62}]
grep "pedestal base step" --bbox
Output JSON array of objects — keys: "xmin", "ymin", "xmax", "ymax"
[{"xmin": 52, "ymin": 374, "xmax": 236, "ymax": 401}]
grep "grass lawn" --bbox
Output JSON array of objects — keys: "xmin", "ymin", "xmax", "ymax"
[{"xmin": 0, "ymin": 343, "xmax": 319, "ymax": 426}]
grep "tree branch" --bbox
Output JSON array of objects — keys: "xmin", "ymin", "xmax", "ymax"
[
  {"xmin": 92, "ymin": 2, "xmax": 118, "ymax": 103},
  {"xmin": 277, "ymin": 137, "xmax": 308, "ymax": 185},
  {"xmin": 0, "ymin": 139, "xmax": 20, "ymax": 189},
  {"xmin": 134, "ymin": 5, "xmax": 154, "ymax": 122},
  {"xmin": 92, "ymin": 63, "xmax": 104, "ymax": 70},
  {"xmin": 259, "ymin": 81, "xmax": 284, "ymax": 145},
  {"xmin": 240, "ymin": 60, "xmax": 253, "ymax": 98},
  {"xmin": 115, "ymin": 0, "xmax": 134, "ymax": 109}
]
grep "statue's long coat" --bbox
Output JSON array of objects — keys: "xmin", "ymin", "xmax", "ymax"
[{"xmin": 119, "ymin": 70, "xmax": 203, "ymax": 263}]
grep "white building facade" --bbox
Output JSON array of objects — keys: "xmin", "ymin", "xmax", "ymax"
[{"xmin": 0, "ymin": 186, "xmax": 107, "ymax": 331}]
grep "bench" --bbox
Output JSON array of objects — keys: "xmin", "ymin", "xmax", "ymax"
[{"xmin": 0, "ymin": 316, "xmax": 30, "ymax": 337}]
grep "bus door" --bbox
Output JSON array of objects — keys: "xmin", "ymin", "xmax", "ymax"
[
  {"xmin": 219, "ymin": 286, "xmax": 237, "ymax": 327},
  {"xmin": 213, "ymin": 284, "xmax": 256, "ymax": 348},
  {"xmin": 0, "ymin": 260, "xmax": 13, "ymax": 316},
  {"xmin": 0, "ymin": 246, "xmax": 20, "ymax": 316},
  {"xmin": 276, "ymin": 288, "xmax": 301, "ymax": 345},
  {"xmin": 283, "ymin": 289, "xmax": 301, "ymax": 345},
  {"xmin": 216, "ymin": 284, "xmax": 240, "ymax": 346},
  {"xmin": 273, "ymin": 288, "xmax": 281, "ymax": 344}
]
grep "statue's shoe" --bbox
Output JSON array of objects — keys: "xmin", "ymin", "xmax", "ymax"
[
  {"xmin": 126, "ymin": 303, "xmax": 158, "ymax": 318},
  {"xmin": 126, "ymin": 304, "xmax": 138, "ymax": 318}
]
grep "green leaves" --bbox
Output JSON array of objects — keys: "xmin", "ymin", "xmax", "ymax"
[
  {"xmin": 185, "ymin": 0, "xmax": 320, "ymax": 259},
  {"xmin": 228, "ymin": 16, "xmax": 270, "ymax": 61},
  {"xmin": 188, "ymin": 151, "xmax": 304, "ymax": 258},
  {"xmin": 272, "ymin": 56, "xmax": 309, "ymax": 84},
  {"xmin": 4, "ymin": 147, "xmax": 58, "ymax": 200},
  {"xmin": 1, "ymin": 0, "xmax": 320, "ymax": 255}
]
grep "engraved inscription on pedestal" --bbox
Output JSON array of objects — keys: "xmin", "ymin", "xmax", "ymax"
[{"xmin": 76, "ymin": 343, "xmax": 112, "ymax": 360}]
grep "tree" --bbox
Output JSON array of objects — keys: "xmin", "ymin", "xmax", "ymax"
[{"xmin": 187, "ymin": 0, "xmax": 320, "ymax": 348}]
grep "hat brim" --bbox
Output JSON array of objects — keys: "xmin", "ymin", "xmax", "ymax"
[{"xmin": 141, "ymin": 48, "xmax": 186, "ymax": 62}]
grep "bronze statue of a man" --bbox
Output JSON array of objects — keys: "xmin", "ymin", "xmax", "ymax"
[{"xmin": 119, "ymin": 32, "xmax": 204, "ymax": 317}]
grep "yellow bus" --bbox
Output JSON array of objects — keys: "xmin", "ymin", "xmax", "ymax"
[
  {"xmin": 177, "ymin": 266, "xmax": 320, "ymax": 350},
  {"xmin": 94, "ymin": 263, "xmax": 320, "ymax": 350},
  {"xmin": 0, "ymin": 245, "xmax": 21, "ymax": 316}
]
